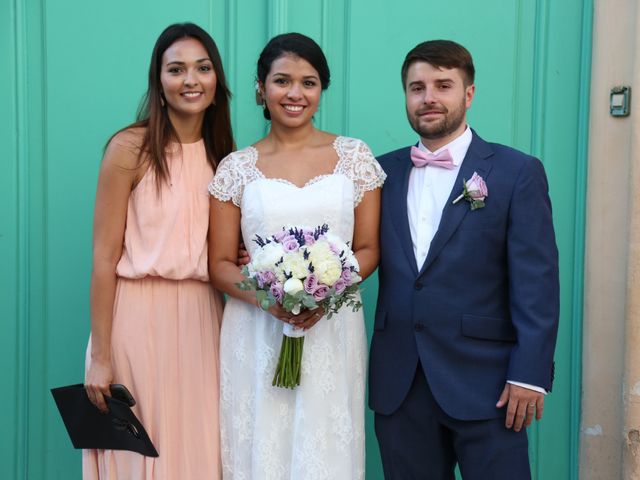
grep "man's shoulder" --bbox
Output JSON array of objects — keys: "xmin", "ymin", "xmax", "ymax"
[
  {"xmin": 376, "ymin": 146, "xmax": 412, "ymax": 168},
  {"xmin": 471, "ymin": 133, "xmax": 543, "ymax": 178},
  {"xmin": 472, "ymin": 131, "xmax": 537, "ymax": 164},
  {"xmin": 486, "ymin": 141, "xmax": 535, "ymax": 163}
]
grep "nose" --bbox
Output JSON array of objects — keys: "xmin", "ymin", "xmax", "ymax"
[
  {"xmin": 184, "ymin": 68, "xmax": 198, "ymax": 87},
  {"xmin": 422, "ymin": 87, "xmax": 437, "ymax": 105},
  {"xmin": 286, "ymin": 82, "xmax": 302, "ymax": 100}
]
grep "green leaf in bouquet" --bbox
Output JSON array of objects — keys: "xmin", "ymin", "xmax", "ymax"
[
  {"xmin": 256, "ymin": 290, "xmax": 275, "ymax": 311},
  {"xmin": 282, "ymin": 294, "xmax": 298, "ymax": 312},
  {"xmin": 301, "ymin": 294, "xmax": 317, "ymax": 309},
  {"xmin": 236, "ymin": 275, "xmax": 258, "ymax": 291}
]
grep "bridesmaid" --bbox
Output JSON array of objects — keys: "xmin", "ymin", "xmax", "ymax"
[{"xmin": 83, "ymin": 23, "xmax": 233, "ymax": 479}]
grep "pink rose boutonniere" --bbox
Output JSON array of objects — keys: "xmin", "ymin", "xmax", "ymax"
[{"xmin": 452, "ymin": 172, "xmax": 488, "ymax": 210}]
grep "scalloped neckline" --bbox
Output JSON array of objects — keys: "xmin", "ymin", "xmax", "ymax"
[{"xmin": 248, "ymin": 136, "xmax": 344, "ymax": 189}]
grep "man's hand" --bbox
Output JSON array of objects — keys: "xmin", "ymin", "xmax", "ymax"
[
  {"xmin": 496, "ymin": 383, "xmax": 544, "ymax": 432},
  {"xmin": 237, "ymin": 242, "xmax": 250, "ymax": 266}
]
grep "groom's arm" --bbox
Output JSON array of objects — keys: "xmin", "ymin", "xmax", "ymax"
[{"xmin": 501, "ymin": 155, "xmax": 560, "ymax": 428}]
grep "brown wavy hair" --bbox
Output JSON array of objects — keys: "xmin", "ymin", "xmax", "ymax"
[{"xmin": 112, "ymin": 22, "xmax": 234, "ymax": 186}]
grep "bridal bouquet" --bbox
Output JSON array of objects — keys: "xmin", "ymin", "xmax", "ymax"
[{"xmin": 237, "ymin": 224, "xmax": 362, "ymax": 389}]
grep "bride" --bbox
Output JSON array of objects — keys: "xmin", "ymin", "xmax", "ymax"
[{"xmin": 208, "ymin": 32, "xmax": 385, "ymax": 479}]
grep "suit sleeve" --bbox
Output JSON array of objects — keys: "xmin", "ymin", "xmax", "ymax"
[{"xmin": 505, "ymin": 156, "xmax": 559, "ymax": 391}]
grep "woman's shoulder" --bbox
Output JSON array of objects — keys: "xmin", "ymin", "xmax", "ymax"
[
  {"xmin": 333, "ymin": 135, "xmax": 371, "ymax": 151},
  {"xmin": 109, "ymin": 127, "xmax": 145, "ymax": 150},
  {"xmin": 333, "ymin": 135, "xmax": 375, "ymax": 158},
  {"xmin": 103, "ymin": 127, "xmax": 146, "ymax": 171},
  {"xmin": 217, "ymin": 145, "xmax": 257, "ymax": 170}
]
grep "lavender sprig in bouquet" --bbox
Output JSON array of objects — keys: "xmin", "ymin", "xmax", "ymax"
[{"xmin": 236, "ymin": 224, "xmax": 362, "ymax": 389}]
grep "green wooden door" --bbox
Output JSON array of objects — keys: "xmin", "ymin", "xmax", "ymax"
[{"xmin": 2, "ymin": 0, "xmax": 591, "ymax": 478}]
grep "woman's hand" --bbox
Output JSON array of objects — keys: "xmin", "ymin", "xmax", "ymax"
[
  {"xmin": 266, "ymin": 302, "xmax": 294, "ymax": 323},
  {"xmin": 266, "ymin": 304, "xmax": 326, "ymax": 331},
  {"xmin": 295, "ymin": 306, "xmax": 325, "ymax": 331},
  {"xmin": 85, "ymin": 359, "xmax": 113, "ymax": 413}
]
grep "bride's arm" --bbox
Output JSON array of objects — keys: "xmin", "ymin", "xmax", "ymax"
[
  {"xmin": 208, "ymin": 197, "xmax": 309, "ymax": 325},
  {"xmin": 208, "ymin": 197, "xmax": 260, "ymax": 305},
  {"xmin": 352, "ymin": 187, "xmax": 382, "ymax": 280}
]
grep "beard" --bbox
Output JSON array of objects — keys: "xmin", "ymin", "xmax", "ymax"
[{"xmin": 408, "ymin": 96, "xmax": 467, "ymax": 140}]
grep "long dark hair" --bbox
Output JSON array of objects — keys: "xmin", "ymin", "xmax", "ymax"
[
  {"xmin": 256, "ymin": 32, "xmax": 330, "ymax": 120},
  {"xmin": 113, "ymin": 22, "xmax": 234, "ymax": 185}
]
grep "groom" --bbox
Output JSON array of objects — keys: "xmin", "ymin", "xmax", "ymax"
[{"xmin": 370, "ymin": 40, "xmax": 559, "ymax": 479}]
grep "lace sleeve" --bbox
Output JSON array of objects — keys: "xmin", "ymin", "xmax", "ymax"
[
  {"xmin": 208, "ymin": 148, "xmax": 257, "ymax": 207},
  {"xmin": 335, "ymin": 137, "xmax": 387, "ymax": 206}
]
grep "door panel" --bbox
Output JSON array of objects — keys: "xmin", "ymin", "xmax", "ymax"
[{"xmin": 1, "ymin": 1, "xmax": 590, "ymax": 478}]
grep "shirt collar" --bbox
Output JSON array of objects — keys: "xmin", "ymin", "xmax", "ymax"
[{"xmin": 418, "ymin": 126, "xmax": 472, "ymax": 167}]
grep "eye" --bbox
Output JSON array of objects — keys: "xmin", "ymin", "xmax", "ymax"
[
  {"xmin": 303, "ymin": 80, "xmax": 317, "ymax": 88},
  {"xmin": 439, "ymin": 83, "xmax": 452, "ymax": 90},
  {"xmin": 168, "ymin": 67, "xmax": 183, "ymax": 74},
  {"xmin": 199, "ymin": 64, "xmax": 213, "ymax": 72},
  {"xmin": 411, "ymin": 85, "xmax": 424, "ymax": 92},
  {"xmin": 274, "ymin": 78, "xmax": 288, "ymax": 85}
]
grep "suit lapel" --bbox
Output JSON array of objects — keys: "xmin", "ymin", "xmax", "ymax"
[
  {"xmin": 418, "ymin": 133, "xmax": 494, "ymax": 277},
  {"xmin": 387, "ymin": 149, "xmax": 418, "ymax": 276}
]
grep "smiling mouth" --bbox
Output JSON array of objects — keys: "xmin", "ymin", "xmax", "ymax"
[
  {"xmin": 283, "ymin": 105, "xmax": 304, "ymax": 112},
  {"xmin": 181, "ymin": 92, "xmax": 203, "ymax": 98}
]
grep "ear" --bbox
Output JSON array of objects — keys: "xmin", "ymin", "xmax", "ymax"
[
  {"xmin": 465, "ymin": 84, "xmax": 476, "ymax": 109},
  {"xmin": 255, "ymin": 80, "xmax": 265, "ymax": 105}
]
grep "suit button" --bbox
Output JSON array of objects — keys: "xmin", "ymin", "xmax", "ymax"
[
  {"xmin": 414, "ymin": 323, "xmax": 424, "ymax": 332},
  {"xmin": 414, "ymin": 282, "xmax": 423, "ymax": 290}
]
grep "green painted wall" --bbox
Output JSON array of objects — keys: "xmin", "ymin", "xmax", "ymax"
[{"xmin": 1, "ymin": 0, "xmax": 591, "ymax": 478}]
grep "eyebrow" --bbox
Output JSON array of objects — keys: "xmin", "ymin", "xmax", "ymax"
[
  {"xmin": 271, "ymin": 72, "xmax": 319, "ymax": 80},
  {"xmin": 408, "ymin": 78, "xmax": 455, "ymax": 87},
  {"xmin": 166, "ymin": 58, "xmax": 211, "ymax": 66}
]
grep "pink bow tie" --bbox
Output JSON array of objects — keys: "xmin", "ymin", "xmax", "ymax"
[{"xmin": 410, "ymin": 146, "xmax": 455, "ymax": 170}]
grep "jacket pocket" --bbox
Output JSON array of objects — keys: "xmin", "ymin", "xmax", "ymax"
[
  {"xmin": 461, "ymin": 314, "xmax": 516, "ymax": 342},
  {"xmin": 374, "ymin": 310, "xmax": 387, "ymax": 331}
]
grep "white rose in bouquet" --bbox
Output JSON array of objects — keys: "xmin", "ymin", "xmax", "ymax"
[
  {"xmin": 283, "ymin": 277, "xmax": 304, "ymax": 294},
  {"xmin": 282, "ymin": 251, "xmax": 309, "ymax": 280},
  {"xmin": 314, "ymin": 257, "xmax": 343, "ymax": 286},
  {"xmin": 252, "ymin": 242, "xmax": 284, "ymax": 272}
]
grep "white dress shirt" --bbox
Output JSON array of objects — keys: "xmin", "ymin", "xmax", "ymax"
[
  {"xmin": 407, "ymin": 127, "xmax": 472, "ymax": 270},
  {"xmin": 407, "ymin": 126, "xmax": 546, "ymax": 395}
]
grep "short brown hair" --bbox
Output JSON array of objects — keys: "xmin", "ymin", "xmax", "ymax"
[{"xmin": 401, "ymin": 40, "xmax": 475, "ymax": 88}]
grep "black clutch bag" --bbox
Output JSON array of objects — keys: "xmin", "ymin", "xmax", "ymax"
[{"xmin": 51, "ymin": 383, "xmax": 159, "ymax": 457}]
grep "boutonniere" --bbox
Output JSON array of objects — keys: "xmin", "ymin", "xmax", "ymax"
[{"xmin": 452, "ymin": 172, "xmax": 488, "ymax": 210}]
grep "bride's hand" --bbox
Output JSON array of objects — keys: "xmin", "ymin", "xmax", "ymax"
[
  {"xmin": 292, "ymin": 307, "xmax": 325, "ymax": 331},
  {"xmin": 267, "ymin": 302, "xmax": 295, "ymax": 323},
  {"xmin": 266, "ymin": 304, "xmax": 325, "ymax": 330}
]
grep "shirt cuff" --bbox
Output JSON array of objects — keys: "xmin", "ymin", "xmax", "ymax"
[{"xmin": 507, "ymin": 380, "xmax": 547, "ymax": 395}]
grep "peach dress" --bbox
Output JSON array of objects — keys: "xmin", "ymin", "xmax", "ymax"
[{"xmin": 83, "ymin": 140, "xmax": 223, "ymax": 480}]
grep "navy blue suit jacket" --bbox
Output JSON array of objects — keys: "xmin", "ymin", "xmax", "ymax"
[{"xmin": 369, "ymin": 131, "xmax": 559, "ymax": 420}]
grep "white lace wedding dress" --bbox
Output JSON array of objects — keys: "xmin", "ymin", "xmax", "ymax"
[{"xmin": 208, "ymin": 136, "xmax": 385, "ymax": 480}]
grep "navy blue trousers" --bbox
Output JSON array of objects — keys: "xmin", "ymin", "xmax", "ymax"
[{"xmin": 374, "ymin": 363, "xmax": 531, "ymax": 480}]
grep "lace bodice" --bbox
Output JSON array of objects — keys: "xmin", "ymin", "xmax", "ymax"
[{"xmin": 208, "ymin": 136, "xmax": 385, "ymax": 208}]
